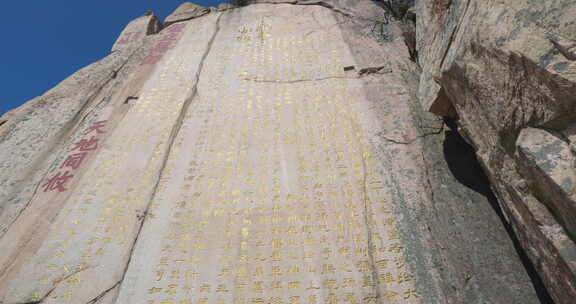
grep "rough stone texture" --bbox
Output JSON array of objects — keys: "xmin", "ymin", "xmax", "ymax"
[
  {"xmin": 111, "ymin": 13, "xmax": 162, "ymax": 52},
  {"xmin": 417, "ymin": 0, "xmax": 576, "ymax": 302},
  {"xmin": 0, "ymin": 15, "xmax": 196, "ymax": 304},
  {"xmin": 517, "ymin": 128, "xmax": 576, "ymax": 241},
  {"xmin": 0, "ymin": 50, "xmax": 130, "ymax": 240},
  {"xmin": 164, "ymin": 2, "xmax": 211, "ymax": 26},
  {"xmin": 0, "ymin": 1, "xmax": 545, "ymax": 303},
  {"xmin": 217, "ymin": 3, "xmax": 235, "ymax": 11}
]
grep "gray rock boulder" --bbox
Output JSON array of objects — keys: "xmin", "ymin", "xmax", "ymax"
[
  {"xmin": 517, "ymin": 128, "xmax": 576, "ymax": 240},
  {"xmin": 0, "ymin": 1, "xmax": 554, "ymax": 303},
  {"xmin": 111, "ymin": 13, "xmax": 162, "ymax": 53},
  {"xmin": 164, "ymin": 2, "xmax": 211, "ymax": 26},
  {"xmin": 416, "ymin": 0, "xmax": 576, "ymax": 302}
]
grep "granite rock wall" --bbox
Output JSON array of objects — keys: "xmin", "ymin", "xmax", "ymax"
[
  {"xmin": 416, "ymin": 0, "xmax": 576, "ymax": 302},
  {"xmin": 0, "ymin": 1, "xmax": 563, "ymax": 303}
]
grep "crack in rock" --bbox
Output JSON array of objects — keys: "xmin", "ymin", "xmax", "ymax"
[
  {"xmin": 85, "ymin": 280, "xmax": 121, "ymax": 304},
  {"xmin": 21, "ymin": 265, "xmax": 94, "ymax": 304},
  {"xmin": 241, "ymin": 75, "xmax": 359, "ymax": 83},
  {"xmin": 547, "ymin": 33, "xmax": 576, "ymax": 61},
  {"xmin": 379, "ymin": 122, "xmax": 445, "ymax": 145},
  {"xmin": 241, "ymin": 66, "xmax": 392, "ymax": 84},
  {"xmin": 248, "ymin": 0, "xmax": 385, "ymax": 24},
  {"xmin": 358, "ymin": 66, "xmax": 392, "ymax": 75},
  {"xmin": 102, "ymin": 11, "xmax": 226, "ymax": 304}
]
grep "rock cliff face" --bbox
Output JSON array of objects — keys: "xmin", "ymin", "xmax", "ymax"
[
  {"xmin": 0, "ymin": 0, "xmax": 570, "ymax": 303},
  {"xmin": 416, "ymin": 0, "xmax": 576, "ymax": 302}
]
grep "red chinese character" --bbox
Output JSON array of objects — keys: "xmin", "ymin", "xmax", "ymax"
[
  {"xmin": 166, "ymin": 24, "xmax": 183, "ymax": 33},
  {"xmin": 86, "ymin": 120, "xmax": 108, "ymax": 135},
  {"xmin": 72, "ymin": 136, "xmax": 99, "ymax": 152},
  {"xmin": 43, "ymin": 171, "xmax": 74, "ymax": 192},
  {"xmin": 61, "ymin": 152, "xmax": 88, "ymax": 170},
  {"xmin": 152, "ymin": 41, "xmax": 172, "ymax": 53},
  {"xmin": 142, "ymin": 55, "xmax": 162, "ymax": 65}
]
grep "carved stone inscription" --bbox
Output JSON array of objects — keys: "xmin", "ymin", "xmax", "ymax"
[{"xmin": 118, "ymin": 8, "xmax": 420, "ymax": 304}]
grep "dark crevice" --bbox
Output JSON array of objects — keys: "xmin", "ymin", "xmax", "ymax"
[
  {"xmin": 85, "ymin": 280, "xmax": 121, "ymax": 304},
  {"xmin": 0, "ymin": 120, "xmax": 6, "ymax": 127},
  {"xmin": 124, "ymin": 96, "xmax": 138, "ymax": 105},
  {"xmin": 230, "ymin": 0, "xmax": 251, "ymax": 6},
  {"xmin": 442, "ymin": 117, "xmax": 554, "ymax": 303}
]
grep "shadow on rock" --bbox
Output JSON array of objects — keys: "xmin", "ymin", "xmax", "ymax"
[{"xmin": 442, "ymin": 121, "xmax": 555, "ymax": 304}]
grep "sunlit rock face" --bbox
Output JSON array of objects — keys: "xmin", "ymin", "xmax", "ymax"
[
  {"xmin": 416, "ymin": 0, "xmax": 576, "ymax": 302},
  {"xmin": 0, "ymin": 1, "xmax": 543, "ymax": 303}
]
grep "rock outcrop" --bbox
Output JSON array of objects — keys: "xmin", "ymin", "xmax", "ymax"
[
  {"xmin": 416, "ymin": 0, "xmax": 576, "ymax": 302},
  {"xmin": 111, "ymin": 13, "xmax": 162, "ymax": 52},
  {"xmin": 0, "ymin": 0, "xmax": 569, "ymax": 303},
  {"xmin": 164, "ymin": 2, "xmax": 212, "ymax": 26}
]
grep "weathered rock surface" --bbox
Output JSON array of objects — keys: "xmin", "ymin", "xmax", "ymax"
[
  {"xmin": 111, "ymin": 13, "xmax": 162, "ymax": 52},
  {"xmin": 164, "ymin": 2, "xmax": 211, "ymax": 26},
  {"xmin": 0, "ymin": 1, "xmax": 552, "ymax": 303},
  {"xmin": 517, "ymin": 128, "xmax": 576, "ymax": 240},
  {"xmin": 416, "ymin": 0, "xmax": 576, "ymax": 302}
]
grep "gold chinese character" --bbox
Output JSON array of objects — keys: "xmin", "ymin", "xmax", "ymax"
[
  {"xmin": 376, "ymin": 259, "xmax": 389, "ymax": 270},
  {"xmin": 87, "ymin": 237, "xmax": 99, "ymax": 245},
  {"xmin": 171, "ymin": 269, "xmax": 180, "ymax": 279},
  {"xmin": 342, "ymin": 278, "xmax": 356, "ymax": 288},
  {"xmin": 270, "ymin": 251, "xmax": 282, "ymax": 262},
  {"xmin": 379, "ymin": 272, "xmax": 395, "ymax": 284},
  {"xmin": 323, "ymin": 279, "xmax": 338, "ymax": 290},
  {"xmin": 155, "ymin": 270, "xmax": 165, "ymax": 281},
  {"xmin": 327, "ymin": 294, "xmax": 338, "ymax": 304},
  {"xmin": 200, "ymin": 284, "xmax": 211, "ymax": 292},
  {"xmin": 404, "ymin": 289, "xmax": 419, "ymax": 299},
  {"xmin": 388, "ymin": 229, "xmax": 400, "ymax": 240},
  {"xmin": 344, "ymin": 293, "xmax": 358, "ymax": 304},
  {"xmin": 308, "ymin": 295, "xmax": 317, "ymax": 304},
  {"xmin": 61, "ymin": 290, "xmax": 73, "ymax": 301},
  {"xmin": 389, "ymin": 243, "xmax": 404, "ymax": 253},
  {"xmin": 216, "ymin": 284, "xmax": 229, "ymax": 292},
  {"xmin": 165, "ymin": 284, "xmax": 177, "ymax": 295},
  {"xmin": 253, "ymin": 281, "xmax": 264, "ymax": 293},
  {"xmin": 237, "ymin": 266, "xmax": 248, "ymax": 278},
  {"xmin": 271, "ymin": 239, "xmax": 283, "ymax": 249},
  {"xmin": 271, "ymin": 281, "xmax": 282, "ymax": 290},
  {"xmin": 383, "ymin": 291, "xmax": 398, "ymax": 301},
  {"xmin": 322, "ymin": 264, "xmax": 336, "ymax": 274},
  {"xmin": 287, "ymin": 266, "xmax": 299, "ymax": 273},
  {"xmin": 270, "ymin": 297, "xmax": 283, "ymax": 304},
  {"xmin": 271, "ymin": 266, "xmax": 282, "ymax": 276},
  {"xmin": 234, "ymin": 297, "xmax": 246, "ymax": 304},
  {"xmin": 395, "ymin": 256, "xmax": 406, "ymax": 268},
  {"xmin": 235, "ymin": 282, "xmax": 247, "ymax": 292},
  {"xmin": 253, "ymin": 266, "xmax": 264, "ymax": 277},
  {"xmin": 356, "ymin": 261, "xmax": 370, "ymax": 273},
  {"xmin": 159, "ymin": 257, "xmax": 169, "ymax": 267},
  {"xmin": 398, "ymin": 271, "xmax": 415, "ymax": 283},
  {"xmin": 185, "ymin": 270, "xmax": 199, "ymax": 280},
  {"xmin": 66, "ymin": 276, "xmax": 81, "ymax": 285}
]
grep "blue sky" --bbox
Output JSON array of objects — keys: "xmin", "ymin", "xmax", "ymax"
[{"xmin": 0, "ymin": 0, "xmax": 229, "ymax": 115}]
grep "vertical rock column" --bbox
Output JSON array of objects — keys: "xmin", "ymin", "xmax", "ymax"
[
  {"xmin": 116, "ymin": 4, "xmax": 420, "ymax": 304},
  {"xmin": 0, "ymin": 13, "xmax": 221, "ymax": 304}
]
